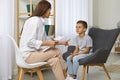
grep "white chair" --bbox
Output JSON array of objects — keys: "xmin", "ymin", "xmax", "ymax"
[{"xmin": 6, "ymin": 34, "xmax": 48, "ymax": 80}]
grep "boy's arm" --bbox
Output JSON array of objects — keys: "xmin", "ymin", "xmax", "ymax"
[
  {"xmin": 79, "ymin": 47, "xmax": 91, "ymax": 54},
  {"xmin": 71, "ymin": 46, "xmax": 79, "ymax": 56},
  {"xmin": 70, "ymin": 46, "xmax": 79, "ymax": 60},
  {"xmin": 73, "ymin": 46, "xmax": 79, "ymax": 53}
]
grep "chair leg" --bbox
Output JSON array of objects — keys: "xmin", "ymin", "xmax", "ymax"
[
  {"xmin": 36, "ymin": 68, "xmax": 44, "ymax": 80},
  {"xmin": 82, "ymin": 65, "xmax": 87, "ymax": 80},
  {"xmin": 102, "ymin": 64, "xmax": 111, "ymax": 80},
  {"xmin": 18, "ymin": 67, "xmax": 20, "ymax": 74},
  {"xmin": 87, "ymin": 66, "xmax": 89, "ymax": 73},
  {"xmin": 18, "ymin": 68, "xmax": 24, "ymax": 80},
  {"xmin": 18, "ymin": 67, "xmax": 20, "ymax": 79},
  {"xmin": 63, "ymin": 67, "xmax": 68, "ymax": 78},
  {"xmin": 30, "ymin": 71, "xmax": 33, "ymax": 78}
]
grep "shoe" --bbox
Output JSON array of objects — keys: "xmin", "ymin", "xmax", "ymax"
[
  {"xmin": 72, "ymin": 79, "xmax": 77, "ymax": 80},
  {"xmin": 65, "ymin": 76, "xmax": 73, "ymax": 80}
]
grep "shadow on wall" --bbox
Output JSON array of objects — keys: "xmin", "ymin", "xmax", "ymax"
[
  {"xmin": 117, "ymin": 21, "xmax": 120, "ymax": 28},
  {"xmin": 90, "ymin": 25, "xmax": 99, "ymax": 28}
]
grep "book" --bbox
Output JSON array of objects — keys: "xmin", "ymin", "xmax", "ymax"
[
  {"xmin": 45, "ymin": 25, "xmax": 55, "ymax": 36},
  {"xmin": 53, "ymin": 36, "xmax": 64, "ymax": 41},
  {"xmin": 48, "ymin": 25, "xmax": 55, "ymax": 36},
  {"xmin": 45, "ymin": 25, "xmax": 50, "ymax": 35}
]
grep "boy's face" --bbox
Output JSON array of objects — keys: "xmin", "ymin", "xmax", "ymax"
[{"xmin": 76, "ymin": 23, "xmax": 86, "ymax": 34}]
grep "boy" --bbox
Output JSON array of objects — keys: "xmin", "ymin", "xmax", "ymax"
[{"xmin": 66, "ymin": 20, "xmax": 93, "ymax": 80}]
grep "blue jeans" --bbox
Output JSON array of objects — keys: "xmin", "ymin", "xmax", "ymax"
[{"xmin": 67, "ymin": 53, "xmax": 92, "ymax": 75}]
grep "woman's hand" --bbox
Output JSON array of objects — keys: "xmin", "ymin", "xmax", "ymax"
[
  {"xmin": 42, "ymin": 40, "xmax": 58, "ymax": 48},
  {"xmin": 55, "ymin": 39, "xmax": 70, "ymax": 45},
  {"xmin": 48, "ymin": 40, "xmax": 58, "ymax": 48}
]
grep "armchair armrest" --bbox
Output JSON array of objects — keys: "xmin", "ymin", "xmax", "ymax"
[
  {"xmin": 78, "ymin": 48, "xmax": 109, "ymax": 65},
  {"xmin": 67, "ymin": 46, "xmax": 76, "ymax": 53},
  {"xmin": 62, "ymin": 46, "xmax": 76, "ymax": 61}
]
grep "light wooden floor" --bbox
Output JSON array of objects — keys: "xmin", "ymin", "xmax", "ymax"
[
  {"xmin": 12, "ymin": 68, "xmax": 55, "ymax": 80},
  {"xmin": 12, "ymin": 53, "xmax": 120, "ymax": 80}
]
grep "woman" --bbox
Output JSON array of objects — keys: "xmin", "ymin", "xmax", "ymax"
[{"xmin": 20, "ymin": 0, "xmax": 67, "ymax": 80}]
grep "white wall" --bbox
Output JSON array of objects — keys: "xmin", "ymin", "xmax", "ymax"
[
  {"xmin": 93, "ymin": 0, "xmax": 120, "ymax": 29},
  {"xmin": 93, "ymin": 0, "xmax": 99, "ymax": 27}
]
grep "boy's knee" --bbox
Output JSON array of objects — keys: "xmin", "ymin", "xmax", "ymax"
[
  {"xmin": 73, "ymin": 56, "xmax": 78, "ymax": 63},
  {"xmin": 66, "ymin": 56, "xmax": 71, "ymax": 62}
]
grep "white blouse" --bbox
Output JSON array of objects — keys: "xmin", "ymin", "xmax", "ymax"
[{"xmin": 20, "ymin": 16, "xmax": 48, "ymax": 60}]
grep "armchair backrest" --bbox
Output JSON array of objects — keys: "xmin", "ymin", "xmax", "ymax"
[{"xmin": 88, "ymin": 28, "xmax": 120, "ymax": 53}]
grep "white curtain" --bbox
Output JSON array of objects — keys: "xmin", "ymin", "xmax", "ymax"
[
  {"xmin": 0, "ymin": 0, "xmax": 15, "ymax": 80},
  {"xmin": 56, "ymin": 0, "xmax": 92, "ymax": 52},
  {"xmin": 56, "ymin": 0, "xmax": 92, "ymax": 37}
]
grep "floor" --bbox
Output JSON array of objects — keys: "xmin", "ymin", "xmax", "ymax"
[
  {"xmin": 76, "ymin": 52, "xmax": 120, "ymax": 80},
  {"xmin": 12, "ymin": 52, "xmax": 120, "ymax": 80}
]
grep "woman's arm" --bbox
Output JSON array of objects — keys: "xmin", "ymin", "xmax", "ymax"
[
  {"xmin": 25, "ymin": 19, "xmax": 58, "ymax": 49},
  {"xmin": 56, "ymin": 40, "xmax": 69, "ymax": 45}
]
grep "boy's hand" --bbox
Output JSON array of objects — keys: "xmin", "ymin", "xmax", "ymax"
[{"xmin": 70, "ymin": 52, "xmax": 78, "ymax": 60}]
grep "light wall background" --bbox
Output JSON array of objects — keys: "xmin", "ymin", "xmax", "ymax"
[{"xmin": 93, "ymin": 0, "xmax": 120, "ymax": 29}]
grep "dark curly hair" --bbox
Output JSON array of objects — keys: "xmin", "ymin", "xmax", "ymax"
[{"xmin": 77, "ymin": 20, "xmax": 87, "ymax": 28}]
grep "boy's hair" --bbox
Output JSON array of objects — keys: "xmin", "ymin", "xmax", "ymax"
[{"xmin": 77, "ymin": 20, "xmax": 87, "ymax": 29}]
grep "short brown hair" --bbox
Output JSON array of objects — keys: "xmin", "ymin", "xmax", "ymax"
[
  {"xmin": 32, "ymin": 0, "xmax": 51, "ymax": 17},
  {"xmin": 77, "ymin": 20, "xmax": 87, "ymax": 28}
]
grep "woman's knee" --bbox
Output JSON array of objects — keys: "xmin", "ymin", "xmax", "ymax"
[
  {"xmin": 53, "ymin": 57, "xmax": 60, "ymax": 63},
  {"xmin": 48, "ymin": 57, "xmax": 60, "ymax": 66},
  {"xmin": 54, "ymin": 48, "xmax": 61, "ymax": 55}
]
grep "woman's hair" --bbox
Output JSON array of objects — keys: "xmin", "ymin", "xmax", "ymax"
[
  {"xmin": 77, "ymin": 20, "xmax": 87, "ymax": 28},
  {"xmin": 32, "ymin": 0, "xmax": 51, "ymax": 17}
]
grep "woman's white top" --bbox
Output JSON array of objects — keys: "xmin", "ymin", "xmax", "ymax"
[{"xmin": 20, "ymin": 16, "xmax": 48, "ymax": 60}]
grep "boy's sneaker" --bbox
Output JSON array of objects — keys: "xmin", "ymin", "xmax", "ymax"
[
  {"xmin": 72, "ymin": 79, "xmax": 77, "ymax": 80},
  {"xmin": 65, "ymin": 74, "xmax": 77, "ymax": 80},
  {"xmin": 65, "ymin": 76, "xmax": 73, "ymax": 80}
]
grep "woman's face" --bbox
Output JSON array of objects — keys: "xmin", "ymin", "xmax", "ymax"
[{"xmin": 43, "ymin": 8, "xmax": 51, "ymax": 18}]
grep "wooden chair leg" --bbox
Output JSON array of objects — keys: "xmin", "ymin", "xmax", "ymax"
[
  {"xmin": 18, "ymin": 68, "xmax": 24, "ymax": 80},
  {"xmin": 18, "ymin": 68, "xmax": 20, "ymax": 80},
  {"xmin": 18, "ymin": 67, "xmax": 20, "ymax": 79},
  {"xmin": 18, "ymin": 67, "xmax": 20, "ymax": 74},
  {"xmin": 82, "ymin": 65, "xmax": 87, "ymax": 80},
  {"xmin": 30, "ymin": 71, "xmax": 33, "ymax": 78},
  {"xmin": 36, "ymin": 68, "xmax": 44, "ymax": 80},
  {"xmin": 87, "ymin": 66, "xmax": 89, "ymax": 73},
  {"xmin": 63, "ymin": 67, "xmax": 68, "ymax": 78},
  {"xmin": 102, "ymin": 64, "xmax": 111, "ymax": 80}
]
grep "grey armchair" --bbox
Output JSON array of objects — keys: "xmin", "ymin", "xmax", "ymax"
[
  {"xmin": 62, "ymin": 28, "xmax": 120, "ymax": 80},
  {"xmin": 78, "ymin": 28, "xmax": 120, "ymax": 80}
]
